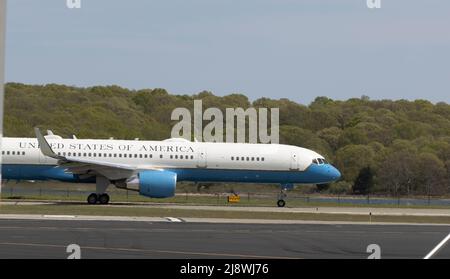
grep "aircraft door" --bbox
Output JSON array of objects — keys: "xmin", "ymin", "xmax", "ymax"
[
  {"xmin": 197, "ymin": 148, "xmax": 207, "ymax": 168},
  {"xmin": 290, "ymin": 152, "xmax": 299, "ymax": 170}
]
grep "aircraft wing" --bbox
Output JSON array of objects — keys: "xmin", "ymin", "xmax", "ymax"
[{"xmin": 35, "ymin": 128, "xmax": 160, "ymax": 180}]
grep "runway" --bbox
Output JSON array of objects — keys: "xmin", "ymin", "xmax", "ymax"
[{"xmin": 0, "ymin": 218, "xmax": 449, "ymax": 259}]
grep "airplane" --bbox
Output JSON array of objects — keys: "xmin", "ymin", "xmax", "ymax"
[{"xmin": 0, "ymin": 128, "xmax": 341, "ymax": 207}]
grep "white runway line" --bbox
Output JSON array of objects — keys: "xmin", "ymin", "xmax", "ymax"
[
  {"xmin": 165, "ymin": 217, "xmax": 183, "ymax": 223},
  {"xmin": 424, "ymin": 233, "xmax": 450, "ymax": 259},
  {"xmin": 43, "ymin": 215, "xmax": 76, "ymax": 218}
]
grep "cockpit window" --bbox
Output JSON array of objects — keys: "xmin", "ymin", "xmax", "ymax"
[{"xmin": 313, "ymin": 158, "xmax": 328, "ymax": 165}]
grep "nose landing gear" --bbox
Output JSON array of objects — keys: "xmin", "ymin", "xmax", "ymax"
[
  {"xmin": 277, "ymin": 199, "xmax": 286, "ymax": 207},
  {"xmin": 276, "ymin": 183, "xmax": 293, "ymax": 207}
]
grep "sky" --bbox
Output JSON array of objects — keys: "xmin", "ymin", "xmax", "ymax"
[{"xmin": 4, "ymin": 0, "xmax": 450, "ymax": 105}]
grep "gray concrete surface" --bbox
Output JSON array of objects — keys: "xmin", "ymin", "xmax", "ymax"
[{"xmin": 0, "ymin": 218, "xmax": 449, "ymax": 259}]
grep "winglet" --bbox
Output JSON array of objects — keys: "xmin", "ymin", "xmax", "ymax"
[{"xmin": 34, "ymin": 127, "xmax": 60, "ymax": 159}]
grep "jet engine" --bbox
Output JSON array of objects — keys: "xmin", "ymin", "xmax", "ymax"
[{"xmin": 118, "ymin": 170, "xmax": 177, "ymax": 198}]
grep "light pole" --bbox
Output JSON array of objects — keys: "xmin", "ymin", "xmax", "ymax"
[{"xmin": 0, "ymin": 0, "xmax": 6, "ymax": 199}]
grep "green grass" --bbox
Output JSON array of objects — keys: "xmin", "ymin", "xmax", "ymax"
[
  {"xmin": 1, "ymin": 204, "xmax": 450, "ymax": 224},
  {"xmin": 2, "ymin": 192, "xmax": 450, "ymax": 210}
]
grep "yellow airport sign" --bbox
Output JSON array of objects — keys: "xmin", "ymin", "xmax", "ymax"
[{"xmin": 228, "ymin": 195, "xmax": 240, "ymax": 203}]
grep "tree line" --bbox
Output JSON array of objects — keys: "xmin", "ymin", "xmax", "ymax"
[{"xmin": 4, "ymin": 83, "xmax": 450, "ymax": 196}]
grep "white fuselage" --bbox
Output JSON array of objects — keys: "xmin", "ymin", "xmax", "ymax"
[{"xmin": 1, "ymin": 136, "xmax": 340, "ymax": 185}]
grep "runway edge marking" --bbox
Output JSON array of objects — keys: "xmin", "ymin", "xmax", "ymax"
[
  {"xmin": 424, "ymin": 233, "xmax": 450, "ymax": 259},
  {"xmin": 165, "ymin": 217, "xmax": 184, "ymax": 222}
]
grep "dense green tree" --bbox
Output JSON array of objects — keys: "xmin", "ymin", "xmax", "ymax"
[
  {"xmin": 416, "ymin": 153, "xmax": 447, "ymax": 196},
  {"xmin": 377, "ymin": 151, "xmax": 419, "ymax": 196},
  {"xmin": 353, "ymin": 167, "xmax": 374, "ymax": 195},
  {"xmin": 335, "ymin": 145, "xmax": 375, "ymax": 182},
  {"xmin": 3, "ymin": 83, "xmax": 450, "ymax": 196}
]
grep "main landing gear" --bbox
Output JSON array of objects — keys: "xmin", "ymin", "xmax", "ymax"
[
  {"xmin": 87, "ymin": 175, "xmax": 111, "ymax": 205},
  {"xmin": 87, "ymin": 193, "xmax": 110, "ymax": 205}
]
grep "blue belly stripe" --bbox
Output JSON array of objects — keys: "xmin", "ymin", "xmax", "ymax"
[{"xmin": 2, "ymin": 163, "xmax": 337, "ymax": 184}]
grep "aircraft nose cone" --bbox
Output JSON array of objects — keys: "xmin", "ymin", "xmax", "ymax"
[{"xmin": 328, "ymin": 165, "xmax": 341, "ymax": 181}]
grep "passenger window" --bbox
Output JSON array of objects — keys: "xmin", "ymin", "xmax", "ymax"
[
  {"xmin": 180, "ymin": 155, "xmax": 183, "ymax": 159},
  {"xmin": 261, "ymin": 157, "xmax": 265, "ymax": 161},
  {"xmin": 12, "ymin": 151, "xmax": 15, "ymax": 155},
  {"xmin": 236, "ymin": 157, "xmax": 239, "ymax": 161},
  {"xmin": 134, "ymin": 154, "xmax": 138, "ymax": 158},
  {"xmin": 22, "ymin": 151, "xmax": 25, "ymax": 155},
  {"xmin": 251, "ymin": 157, "xmax": 255, "ymax": 161},
  {"xmin": 241, "ymin": 157, "xmax": 244, "ymax": 161},
  {"xmin": 256, "ymin": 157, "xmax": 259, "ymax": 161},
  {"xmin": 7, "ymin": 151, "xmax": 10, "ymax": 155},
  {"xmin": 150, "ymin": 154, "xmax": 153, "ymax": 158},
  {"xmin": 160, "ymin": 154, "xmax": 163, "ymax": 159},
  {"xmin": 190, "ymin": 155, "xmax": 194, "ymax": 159},
  {"xmin": 170, "ymin": 155, "xmax": 173, "ymax": 159},
  {"xmin": 175, "ymin": 155, "xmax": 178, "ymax": 159}
]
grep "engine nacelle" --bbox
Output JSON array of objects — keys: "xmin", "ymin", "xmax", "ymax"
[{"xmin": 126, "ymin": 170, "xmax": 177, "ymax": 198}]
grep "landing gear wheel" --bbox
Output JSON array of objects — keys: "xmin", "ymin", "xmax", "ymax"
[
  {"xmin": 87, "ymin": 193, "xmax": 98, "ymax": 205},
  {"xmin": 98, "ymin": 193, "xmax": 110, "ymax": 205},
  {"xmin": 277, "ymin": 199, "xmax": 286, "ymax": 207}
]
